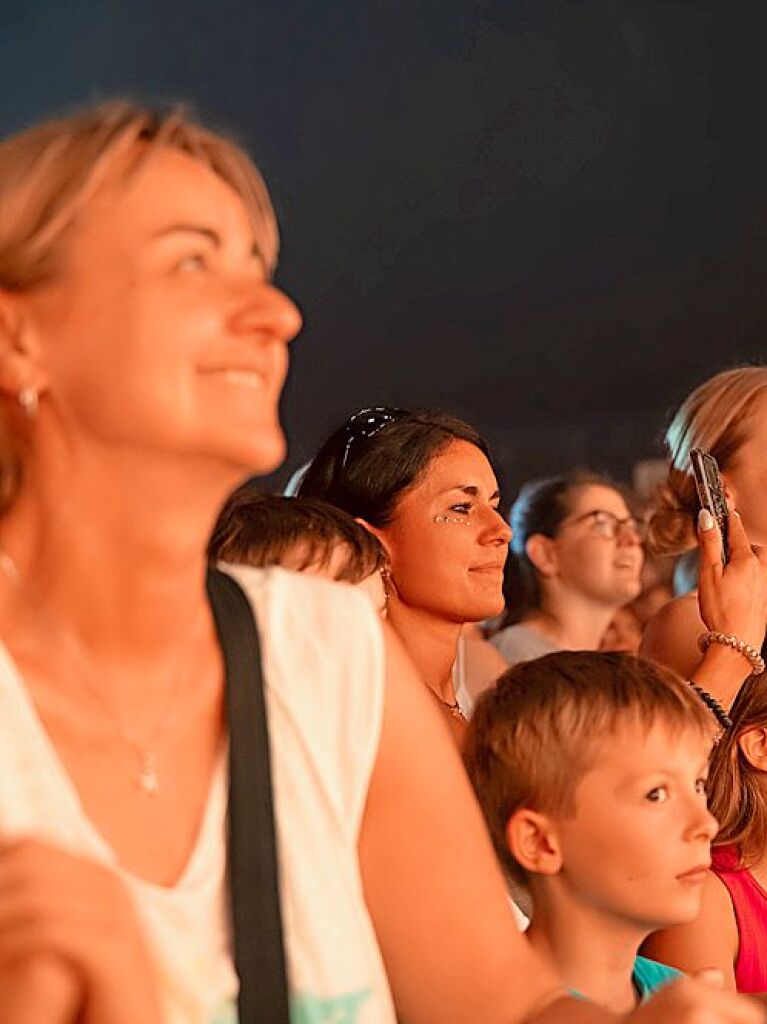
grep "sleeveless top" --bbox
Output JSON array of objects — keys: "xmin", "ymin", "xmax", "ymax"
[
  {"xmin": 711, "ymin": 844, "xmax": 767, "ymax": 993},
  {"xmin": 0, "ymin": 564, "xmax": 396, "ymax": 1024},
  {"xmin": 490, "ymin": 623, "xmax": 560, "ymax": 667}
]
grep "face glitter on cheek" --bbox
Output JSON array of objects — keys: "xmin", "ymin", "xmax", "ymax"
[{"xmin": 434, "ymin": 514, "xmax": 472, "ymax": 526}]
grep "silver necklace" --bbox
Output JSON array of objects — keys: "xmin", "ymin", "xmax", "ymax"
[
  {"xmin": 0, "ymin": 551, "xmax": 180, "ymax": 796},
  {"xmin": 430, "ymin": 688, "xmax": 467, "ymax": 723}
]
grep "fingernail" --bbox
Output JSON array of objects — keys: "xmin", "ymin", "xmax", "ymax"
[{"xmin": 698, "ymin": 508, "xmax": 715, "ymax": 531}]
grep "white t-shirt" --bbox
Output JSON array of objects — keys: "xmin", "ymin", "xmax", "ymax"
[{"xmin": 0, "ymin": 565, "xmax": 396, "ymax": 1024}]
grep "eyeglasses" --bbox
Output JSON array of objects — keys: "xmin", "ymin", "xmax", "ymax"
[
  {"xmin": 340, "ymin": 407, "xmax": 406, "ymax": 468},
  {"xmin": 557, "ymin": 509, "xmax": 645, "ymax": 542}
]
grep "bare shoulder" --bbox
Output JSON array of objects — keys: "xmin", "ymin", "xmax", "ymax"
[{"xmin": 639, "ymin": 593, "xmax": 704, "ymax": 678}]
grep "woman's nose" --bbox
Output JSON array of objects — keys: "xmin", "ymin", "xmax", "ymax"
[
  {"xmin": 481, "ymin": 509, "xmax": 512, "ymax": 546},
  {"xmin": 230, "ymin": 283, "xmax": 303, "ymax": 343}
]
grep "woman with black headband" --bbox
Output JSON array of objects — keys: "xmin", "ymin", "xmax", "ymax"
[{"xmin": 299, "ymin": 408, "xmax": 511, "ymax": 742}]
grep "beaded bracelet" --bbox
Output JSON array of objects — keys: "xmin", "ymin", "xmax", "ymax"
[
  {"xmin": 697, "ymin": 631, "xmax": 766, "ymax": 676},
  {"xmin": 687, "ymin": 680, "xmax": 733, "ymax": 731}
]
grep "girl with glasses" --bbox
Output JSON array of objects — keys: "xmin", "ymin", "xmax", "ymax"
[{"xmin": 491, "ymin": 472, "xmax": 645, "ymax": 667}]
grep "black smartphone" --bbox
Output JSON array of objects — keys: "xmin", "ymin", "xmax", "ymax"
[{"xmin": 690, "ymin": 447, "xmax": 729, "ymax": 564}]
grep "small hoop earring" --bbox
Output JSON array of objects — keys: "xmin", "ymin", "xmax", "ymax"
[{"xmin": 18, "ymin": 387, "xmax": 39, "ymax": 419}]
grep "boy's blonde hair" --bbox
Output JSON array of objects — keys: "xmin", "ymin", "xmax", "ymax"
[{"xmin": 463, "ymin": 651, "xmax": 713, "ymax": 886}]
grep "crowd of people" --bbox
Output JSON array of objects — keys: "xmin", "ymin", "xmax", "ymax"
[{"xmin": 1, "ymin": 100, "xmax": 767, "ymax": 1024}]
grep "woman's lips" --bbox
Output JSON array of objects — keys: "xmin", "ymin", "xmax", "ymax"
[{"xmin": 199, "ymin": 367, "xmax": 268, "ymax": 390}]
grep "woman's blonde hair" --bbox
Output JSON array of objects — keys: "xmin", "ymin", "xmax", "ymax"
[
  {"xmin": 648, "ymin": 366, "xmax": 767, "ymax": 556},
  {"xmin": 707, "ymin": 674, "xmax": 767, "ymax": 869},
  {"xmin": 0, "ymin": 99, "xmax": 278, "ymax": 291},
  {"xmin": 0, "ymin": 99, "xmax": 278, "ymax": 506}
]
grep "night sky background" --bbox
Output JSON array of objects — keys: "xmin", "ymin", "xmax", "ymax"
[{"xmin": 3, "ymin": 1, "xmax": 766, "ymax": 502}]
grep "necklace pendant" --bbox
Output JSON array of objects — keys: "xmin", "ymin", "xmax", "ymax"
[{"xmin": 137, "ymin": 754, "xmax": 160, "ymax": 796}]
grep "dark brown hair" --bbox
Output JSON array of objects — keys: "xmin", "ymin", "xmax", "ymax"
[
  {"xmin": 209, "ymin": 486, "xmax": 387, "ymax": 583},
  {"xmin": 501, "ymin": 470, "xmax": 620, "ymax": 625},
  {"xmin": 463, "ymin": 650, "xmax": 714, "ymax": 885},
  {"xmin": 298, "ymin": 407, "xmax": 492, "ymax": 527},
  {"xmin": 707, "ymin": 673, "xmax": 767, "ymax": 869}
]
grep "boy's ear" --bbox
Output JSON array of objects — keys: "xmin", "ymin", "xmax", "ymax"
[
  {"xmin": 0, "ymin": 290, "xmax": 47, "ymax": 397},
  {"xmin": 525, "ymin": 534, "xmax": 558, "ymax": 579},
  {"xmin": 737, "ymin": 727, "xmax": 767, "ymax": 771},
  {"xmin": 506, "ymin": 808, "xmax": 563, "ymax": 876}
]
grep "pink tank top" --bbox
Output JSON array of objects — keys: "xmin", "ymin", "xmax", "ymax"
[{"xmin": 711, "ymin": 844, "xmax": 767, "ymax": 993}]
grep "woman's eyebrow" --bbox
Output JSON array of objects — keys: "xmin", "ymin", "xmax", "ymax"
[
  {"xmin": 150, "ymin": 223, "xmax": 221, "ymax": 246},
  {"xmin": 150, "ymin": 223, "xmax": 265, "ymax": 263},
  {"xmin": 440, "ymin": 484, "xmax": 501, "ymax": 501}
]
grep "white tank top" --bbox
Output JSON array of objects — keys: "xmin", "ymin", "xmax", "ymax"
[{"xmin": 0, "ymin": 565, "xmax": 396, "ymax": 1024}]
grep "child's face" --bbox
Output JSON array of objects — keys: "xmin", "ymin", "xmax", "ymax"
[{"xmin": 553, "ymin": 720, "xmax": 716, "ymax": 934}]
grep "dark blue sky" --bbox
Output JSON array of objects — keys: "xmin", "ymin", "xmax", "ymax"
[{"xmin": 3, "ymin": 1, "xmax": 766, "ymax": 495}]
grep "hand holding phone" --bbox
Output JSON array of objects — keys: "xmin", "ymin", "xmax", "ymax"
[{"xmin": 690, "ymin": 448, "xmax": 729, "ymax": 564}]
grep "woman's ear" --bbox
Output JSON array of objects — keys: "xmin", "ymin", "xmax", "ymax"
[
  {"xmin": 737, "ymin": 727, "xmax": 767, "ymax": 772},
  {"xmin": 0, "ymin": 290, "xmax": 47, "ymax": 398},
  {"xmin": 525, "ymin": 534, "xmax": 558, "ymax": 579},
  {"xmin": 506, "ymin": 808, "xmax": 563, "ymax": 876},
  {"xmin": 355, "ymin": 517, "xmax": 391, "ymax": 557},
  {"xmin": 719, "ymin": 471, "xmax": 736, "ymax": 509}
]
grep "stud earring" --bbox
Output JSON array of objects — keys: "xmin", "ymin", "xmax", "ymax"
[{"xmin": 18, "ymin": 386, "xmax": 39, "ymax": 419}]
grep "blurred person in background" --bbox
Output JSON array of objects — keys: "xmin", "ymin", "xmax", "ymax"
[{"xmin": 491, "ymin": 473, "xmax": 644, "ymax": 666}]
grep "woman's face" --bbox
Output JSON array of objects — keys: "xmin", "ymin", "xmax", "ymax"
[
  {"xmin": 377, "ymin": 440, "xmax": 511, "ymax": 624},
  {"xmin": 544, "ymin": 484, "xmax": 644, "ymax": 608},
  {"xmin": 722, "ymin": 391, "xmax": 767, "ymax": 547},
  {"xmin": 13, "ymin": 147, "xmax": 302, "ymax": 477}
]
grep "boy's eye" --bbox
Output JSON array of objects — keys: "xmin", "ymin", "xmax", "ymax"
[
  {"xmin": 175, "ymin": 253, "xmax": 209, "ymax": 273},
  {"xmin": 646, "ymin": 786, "xmax": 669, "ymax": 803},
  {"xmin": 450, "ymin": 503, "xmax": 473, "ymax": 515}
]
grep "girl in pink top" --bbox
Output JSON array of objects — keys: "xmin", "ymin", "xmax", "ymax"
[
  {"xmin": 710, "ymin": 844, "xmax": 767, "ymax": 991},
  {"xmin": 644, "ymin": 673, "xmax": 767, "ymax": 992}
]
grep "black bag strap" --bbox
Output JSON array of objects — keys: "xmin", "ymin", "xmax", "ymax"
[{"xmin": 206, "ymin": 568, "xmax": 291, "ymax": 1024}]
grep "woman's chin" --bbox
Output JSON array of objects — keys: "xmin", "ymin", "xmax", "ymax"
[{"xmin": 235, "ymin": 429, "xmax": 287, "ymax": 477}]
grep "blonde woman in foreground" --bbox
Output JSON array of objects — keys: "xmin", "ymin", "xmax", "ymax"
[{"xmin": 0, "ymin": 102, "xmax": 760, "ymax": 1024}]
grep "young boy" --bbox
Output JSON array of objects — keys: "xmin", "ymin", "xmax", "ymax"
[
  {"xmin": 463, "ymin": 650, "xmax": 718, "ymax": 1012},
  {"xmin": 209, "ymin": 485, "xmax": 389, "ymax": 613}
]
